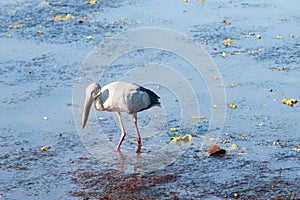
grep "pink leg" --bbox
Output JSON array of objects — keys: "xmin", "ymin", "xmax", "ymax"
[
  {"xmin": 131, "ymin": 113, "xmax": 141, "ymax": 153},
  {"xmin": 116, "ymin": 112, "xmax": 126, "ymax": 151}
]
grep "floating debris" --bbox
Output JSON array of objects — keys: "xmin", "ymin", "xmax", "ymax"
[
  {"xmin": 229, "ymin": 83, "xmax": 238, "ymax": 88},
  {"xmin": 169, "ymin": 127, "xmax": 177, "ymax": 131},
  {"xmin": 292, "ymin": 144, "xmax": 300, "ymax": 152},
  {"xmin": 9, "ymin": 24, "xmax": 25, "ymax": 29},
  {"xmin": 221, "ymin": 139, "xmax": 229, "ymax": 144},
  {"xmin": 192, "ymin": 115, "xmax": 205, "ymax": 119},
  {"xmin": 86, "ymin": 35, "xmax": 94, "ymax": 39},
  {"xmin": 42, "ymin": 116, "xmax": 48, "ymax": 120},
  {"xmin": 258, "ymin": 122, "xmax": 264, "ymax": 126},
  {"xmin": 255, "ymin": 34, "xmax": 263, "ymax": 39},
  {"xmin": 41, "ymin": 146, "xmax": 51, "ymax": 151},
  {"xmin": 276, "ymin": 35, "xmax": 283, "ymax": 39},
  {"xmin": 40, "ymin": 1, "xmax": 49, "ymax": 5},
  {"xmin": 231, "ymin": 143, "xmax": 238, "ymax": 149},
  {"xmin": 290, "ymin": 34, "xmax": 295, "ymax": 39},
  {"xmin": 53, "ymin": 14, "xmax": 75, "ymax": 21},
  {"xmin": 37, "ymin": 30, "xmax": 44, "ymax": 34},
  {"xmin": 223, "ymin": 18, "xmax": 232, "ymax": 25},
  {"xmin": 228, "ymin": 103, "xmax": 237, "ymax": 109},
  {"xmin": 207, "ymin": 145, "xmax": 226, "ymax": 156},
  {"xmin": 223, "ymin": 38, "xmax": 233, "ymax": 47},
  {"xmin": 222, "ymin": 51, "xmax": 227, "ymax": 58},
  {"xmin": 282, "ymin": 98, "xmax": 297, "ymax": 107},
  {"xmin": 87, "ymin": 0, "xmax": 98, "ymax": 4},
  {"xmin": 241, "ymin": 135, "xmax": 247, "ymax": 140},
  {"xmin": 170, "ymin": 134, "xmax": 192, "ymax": 143}
]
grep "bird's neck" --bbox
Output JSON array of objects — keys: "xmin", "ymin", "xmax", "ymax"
[{"xmin": 94, "ymin": 96, "xmax": 104, "ymax": 111}]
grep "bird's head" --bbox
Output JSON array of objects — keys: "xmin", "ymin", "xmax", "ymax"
[{"xmin": 82, "ymin": 83, "xmax": 101, "ymax": 129}]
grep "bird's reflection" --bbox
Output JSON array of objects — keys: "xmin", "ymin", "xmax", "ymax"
[{"xmin": 116, "ymin": 150, "xmax": 142, "ymax": 173}]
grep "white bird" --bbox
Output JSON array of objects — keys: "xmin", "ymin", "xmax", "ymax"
[{"xmin": 82, "ymin": 81, "xmax": 160, "ymax": 153}]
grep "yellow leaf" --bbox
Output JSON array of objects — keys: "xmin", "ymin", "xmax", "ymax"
[
  {"xmin": 87, "ymin": 0, "xmax": 98, "ymax": 4},
  {"xmin": 223, "ymin": 38, "xmax": 233, "ymax": 47},
  {"xmin": 282, "ymin": 98, "xmax": 297, "ymax": 107},
  {"xmin": 192, "ymin": 115, "xmax": 205, "ymax": 119},
  {"xmin": 228, "ymin": 103, "xmax": 237, "ymax": 109},
  {"xmin": 231, "ymin": 144, "xmax": 238, "ymax": 149},
  {"xmin": 169, "ymin": 127, "xmax": 177, "ymax": 131},
  {"xmin": 41, "ymin": 146, "xmax": 51, "ymax": 151},
  {"xmin": 40, "ymin": 1, "xmax": 49, "ymax": 5},
  {"xmin": 86, "ymin": 35, "xmax": 94, "ymax": 39},
  {"xmin": 276, "ymin": 35, "xmax": 283, "ymax": 39}
]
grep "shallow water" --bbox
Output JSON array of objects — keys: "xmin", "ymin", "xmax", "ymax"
[{"xmin": 0, "ymin": 0, "xmax": 299, "ymax": 199}]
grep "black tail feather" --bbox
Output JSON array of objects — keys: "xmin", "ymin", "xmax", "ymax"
[{"xmin": 139, "ymin": 86, "xmax": 160, "ymax": 108}]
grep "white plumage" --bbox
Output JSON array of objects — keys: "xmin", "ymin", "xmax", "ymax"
[{"xmin": 82, "ymin": 81, "xmax": 160, "ymax": 153}]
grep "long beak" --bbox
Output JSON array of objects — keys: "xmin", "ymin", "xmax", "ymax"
[{"xmin": 82, "ymin": 96, "xmax": 93, "ymax": 129}]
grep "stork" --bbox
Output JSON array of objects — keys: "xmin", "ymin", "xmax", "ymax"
[{"xmin": 82, "ymin": 81, "xmax": 160, "ymax": 153}]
